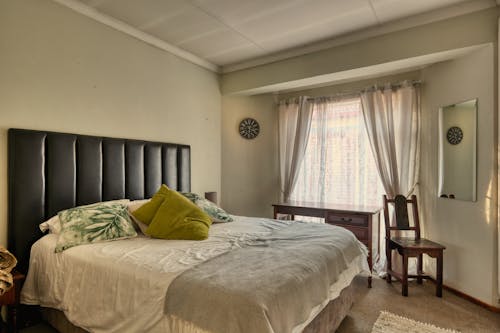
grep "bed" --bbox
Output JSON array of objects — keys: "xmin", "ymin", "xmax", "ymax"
[{"xmin": 8, "ymin": 128, "xmax": 369, "ymax": 333}]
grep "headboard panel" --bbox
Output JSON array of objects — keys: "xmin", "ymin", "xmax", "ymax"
[{"xmin": 8, "ymin": 128, "xmax": 191, "ymax": 273}]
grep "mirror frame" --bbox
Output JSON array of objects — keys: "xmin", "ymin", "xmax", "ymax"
[{"xmin": 438, "ymin": 98, "xmax": 477, "ymax": 202}]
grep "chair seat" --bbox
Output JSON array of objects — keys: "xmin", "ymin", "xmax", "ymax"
[{"xmin": 390, "ymin": 237, "xmax": 446, "ymax": 250}]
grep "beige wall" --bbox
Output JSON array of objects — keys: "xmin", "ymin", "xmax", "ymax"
[
  {"xmin": 221, "ymin": 94, "xmax": 279, "ymax": 217},
  {"xmin": 0, "ymin": 0, "xmax": 221, "ymax": 246},
  {"xmin": 421, "ymin": 45, "xmax": 497, "ymax": 305}
]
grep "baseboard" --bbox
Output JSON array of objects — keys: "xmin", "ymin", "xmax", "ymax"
[
  {"xmin": 421, "ymin": 276, "xmax": 500, "ymax": 313},
  {"xmin": 442, "ymin": 284, "xmax": 500, "ymax": 313}
]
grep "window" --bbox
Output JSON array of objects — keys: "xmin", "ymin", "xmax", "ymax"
[{"xmin": 290, "ymin": 97, "xmax": 383, "ymax": 207}]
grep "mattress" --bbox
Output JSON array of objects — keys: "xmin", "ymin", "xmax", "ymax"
[{"xmin": 21, "ymin": 216, "xmax": 369, "ymax": 333}]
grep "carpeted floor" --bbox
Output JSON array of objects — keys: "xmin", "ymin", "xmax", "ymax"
[
  {"xmin": 21, "ymin": 276, "xmax": 500, "ymax": 333},
  {"xmin": 337, "ymin": 276, "xmax": 500, "ymax": 333}
]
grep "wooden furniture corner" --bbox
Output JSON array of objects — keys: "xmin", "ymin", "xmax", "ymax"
[
  {"xmin": 0, "ymin": 271, "xmax": 25, "ymax": 333},
  {"xmin": 272, "ymin": 201, "xmax": 380, "ymax": 288}
]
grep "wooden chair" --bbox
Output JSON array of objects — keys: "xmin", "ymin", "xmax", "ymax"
[{"xmin": 383, "ymin": 194, "xmax": 446, "ymax": 297}]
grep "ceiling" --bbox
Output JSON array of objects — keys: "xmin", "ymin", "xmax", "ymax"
[{"xmin": 73, "ymin": 0, "xmax": 478, "ymax": 69}]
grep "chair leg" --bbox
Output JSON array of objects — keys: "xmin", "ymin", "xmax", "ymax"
[
  {"xmin": 402, "ymin": 254, "xmax": 408, "ymax": 296},
  {"xmin": 386, "ymin": 243, "xmax": 392, "ymax": 284},
  {"xmin": 436, "ymin": 251, "xmax": 443, "ymax": 297},
  {"xmin": 417, "ymin": 253, "xmax": 423, "ymax": 284}
]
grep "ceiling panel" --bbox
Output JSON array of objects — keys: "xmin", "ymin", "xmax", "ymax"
[
  {"xmin": 76, "ymin": 0, "xmax": 95, "ymax": 5},
  {"xmin": 71, "ymin": 0, "xmax": 484, "ymax": 67},
  {"xmin": 236, "ymin": 0, "xmax": 375, "ymax": 49},
  {"xmin": 144, "ymin": 7, "xmax": 226, "ymax": 46},
  {"xmin": 177, "ymin": 29, "xmax": 257, "ymax": 58},
  {"xmin": 205, "ymin": 44, "xmax": 267, "ymax": 65},
  {"xmin": 370, "ymin": 0, "xmax": 470, "ymax": 22},
  {"xmin": 192, "ymin": 0, "xmax": 300, "ymax": 26},
  {"xmin": 257, "ymin": 9, "xmax": 377, "ymax": 53},
  {"xmin": 89, "ymin": 0, "xmax": 190, "ymax": 28}
]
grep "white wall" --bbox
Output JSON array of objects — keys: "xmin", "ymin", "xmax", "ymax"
[
  {"xmin": 0, "ymin": 0, "xmax": 221, "ymax": 246},
  {"xmin": 421, "ymin": 45, "xmax": 497, "ymax": 305},
  {"xmin": 221, "ymin": 94, "xmax": 279, "ymax": 217}
]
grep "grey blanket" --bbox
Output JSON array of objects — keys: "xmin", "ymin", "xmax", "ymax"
[{"xmin": 165, "ymin": 220, "xmax": 368, "ymax": 333}]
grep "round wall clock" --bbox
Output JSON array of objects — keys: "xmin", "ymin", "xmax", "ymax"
[
  {"xmin": 239, "ymin": 118, "xmax": 260, "ymax": 139},
  {"xmin": 446, "ymin": 126, "xmax": 463, "ymax": 145}
]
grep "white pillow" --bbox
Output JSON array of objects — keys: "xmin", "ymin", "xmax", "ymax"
[
  {"xmin": 39, "ymin": 199, "xmax": 131, "ymax": 235},
  {"xmin": 127, "ymin": 199, "xmax": 151, "ymax": 235},
  {"xmin": 127, "ymin": 199, "xmax": 150, "ymax": 212},
  {"xmin": 39, "ymin": 215, "xmax": 61, "ymax": 234}
]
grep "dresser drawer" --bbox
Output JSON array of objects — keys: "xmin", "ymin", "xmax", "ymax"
[
  {"xmin": 326, "ymin": 212, "xmax": 368, "ymax": 227},
  {"xmin": 330, "ymin": 224, "xmax": 369, "ymax": 241},
  {"xmin": 274, "ymin": 206, "xmax": 325, "ymax": 218}
]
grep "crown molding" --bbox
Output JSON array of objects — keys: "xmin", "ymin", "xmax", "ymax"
[
  {"xmin": 222, "ymin": 0, "xmax": 497, "ymax": 73},
  {"xmin": 51, "ymin": 0, "xmax": 220, "ymax": 73}
]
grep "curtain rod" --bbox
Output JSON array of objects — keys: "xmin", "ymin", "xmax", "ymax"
[
  {"xmin": 308, "ymin": 80, "xmax": 422, "ymax": 102},
  {"xmin": 364, "ymin": 79, "xmax": 422, "ymax": 91},
  {"xmin": 279, "ymin": 80, "xmax": 422, "ymax": 104}
]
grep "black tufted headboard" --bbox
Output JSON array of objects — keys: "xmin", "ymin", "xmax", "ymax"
[{"xmin": 8, "ymin": 128, "xmax": 191, "ymax": 273}]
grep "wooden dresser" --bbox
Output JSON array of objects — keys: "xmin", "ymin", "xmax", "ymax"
[{"xmin": 272, "ymin": 201, "xmax": 380, "ymax": 287}]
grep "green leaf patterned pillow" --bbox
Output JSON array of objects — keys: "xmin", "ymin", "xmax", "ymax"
[
  {"xmin": 55, "ymin": 202, "xmax": 137, "ymax": 252},
  {"xmin": 181, "ymin": 192, "xmax": 233, "ymax": 223}
]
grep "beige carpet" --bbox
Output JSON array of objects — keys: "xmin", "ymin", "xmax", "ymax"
[
  {"xmin": 372, "ymin": 311, "xmax": 459, "ymax": 333},
  {"xmin": 337, "ymin": 276, "xmax": 500, "ymax": 333}
]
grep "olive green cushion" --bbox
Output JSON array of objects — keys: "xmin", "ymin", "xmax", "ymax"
[
  {"xmin": 131, "ymin": 185, "xmax": 169, "ymax": 225},
  {"xmin": 146, "ymin": 189, "xmax": 212, "ymax": 240}
]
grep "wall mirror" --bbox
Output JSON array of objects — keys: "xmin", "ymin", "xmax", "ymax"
[{"xmin": 438, "ymin": 99, "xmax": 477, "ymax": 201}]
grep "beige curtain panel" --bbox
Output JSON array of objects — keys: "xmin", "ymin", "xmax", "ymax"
[
  {"xmin": 278, "ymin": 96, "xmax": 313, "ymax": 202},
  {"xmin": 360, "ymin": 82, "xmax": 421, "ymax": 275}
]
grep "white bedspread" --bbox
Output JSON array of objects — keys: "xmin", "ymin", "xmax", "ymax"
[{"xmin": 21, "ymin": 216, "xmax": 368, "ymax": 333}]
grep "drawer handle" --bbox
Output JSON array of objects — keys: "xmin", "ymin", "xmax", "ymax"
[{"xmin": 340, "ymin": 217, "xmax": 353, "ymax": 222}]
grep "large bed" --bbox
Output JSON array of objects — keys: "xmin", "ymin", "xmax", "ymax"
[{"xmin": 8, "ymin": 129, "xmax": 369, "ymax": 333}]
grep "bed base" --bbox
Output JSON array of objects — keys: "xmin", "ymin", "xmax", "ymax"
[{"xmin": 41, "ymin": 281, "xmax": 354, "ymax": 333}]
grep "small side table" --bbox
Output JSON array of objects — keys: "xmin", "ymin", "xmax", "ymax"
[{"xmin": 0, "ymin": 271, "xmax": 25, "ymax": 333}]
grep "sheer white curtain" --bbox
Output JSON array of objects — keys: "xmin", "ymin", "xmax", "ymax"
[
  {"xmin": 278, "ymin": 97, "xmax": 313, "ymax": 202},
  {"xmin": 290, "ymin": 97, "xmax": 383, "ymax": 207},
  {"xmin": 360, "ymin": 82, "xmax": 421, "ymax": 274}
]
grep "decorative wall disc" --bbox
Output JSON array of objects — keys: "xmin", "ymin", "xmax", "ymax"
[
  {"xmin": 239, "ymin": 118, "xmax": 260, "ymax": 139},
  {"xmin": 446, "ymin": 126, "xmax": 463, "ymax": 145}
]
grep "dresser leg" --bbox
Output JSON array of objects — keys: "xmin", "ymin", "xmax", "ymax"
[
  {"xmin": 436, "ymin": 252, "xmax": 443, "ymax": 298},
  {"xmin": 367, "ymin": 276, "xmax": 372, "ymax": 288}
]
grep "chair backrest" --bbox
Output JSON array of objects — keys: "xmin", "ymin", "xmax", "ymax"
[{"xmin": 383, "ymin": 194, "xmax": 421, "ymax": 240}]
